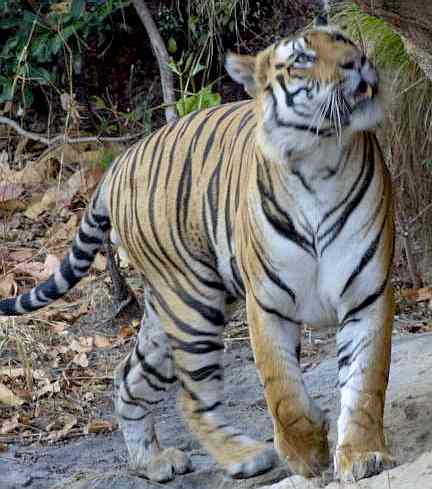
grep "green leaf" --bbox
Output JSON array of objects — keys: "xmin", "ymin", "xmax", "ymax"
[
  {"xmin": 0, "ymin": 79, "xmax": 14, "ymax": 103},
  {"xmin": 21, "ymin": 86, "xmax": 34, "ymax": 108},
  {"xmin": 30, "ymin": 66, "xmax": 52, "ymax": 84},
  {"xmin": 167, "ymin": 37, "xmax": 177, "ymax": 54},
  {"xmin": 176, "ymin": 87, "xmax": 221, "ymax": 117},
  {"xmin": 71, "ymin": 0, "xmax": 86, "ymax": 19},
  {"xmin": 191, "ymin": 62, "xmax": 204, "ymax": 77},
  {"xmin": 92, "ymin": 96, "xmax": 107, "ymax": 110}
]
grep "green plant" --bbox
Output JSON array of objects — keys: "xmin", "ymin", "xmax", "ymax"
[
  {"xmin": 99, "ymin": 148, "xmax": 116, "ymax": 170},
  {"xmin": 169, "ymin": 52, "xmax": 221, "ymax": 117},
  {"xmin": 0, "ymin": 0, "xmax": 129, "ymax": 108},
  {"xmin": 333, "ymin": 3, "xmax": 409, "ymax": 70},
  {"xmin": 92, "ymin": 92, "xmax": 152, "ymax": 136}
]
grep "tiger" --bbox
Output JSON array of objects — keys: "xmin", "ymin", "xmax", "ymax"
[{"xmin": 0, "ymin": 16, "xmax": 395, "ymax": 484}]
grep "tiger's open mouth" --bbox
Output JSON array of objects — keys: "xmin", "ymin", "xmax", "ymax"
[{"xmin": 351, "ymin": 80, "xmax": 378, "ymax": 109}]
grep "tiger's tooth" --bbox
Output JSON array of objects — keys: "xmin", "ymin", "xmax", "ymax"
[{"xmin": 366, "ymin": 84, "xmax": 373, "ymax": 98}]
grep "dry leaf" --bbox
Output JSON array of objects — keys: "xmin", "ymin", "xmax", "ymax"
[
  {"xmin": 0, "ymin": 275, "xmax": 17, "ymax": 298},
  {"xmin": 0, "ymin": 383, "xmax": 25, "ymax": 406},
  {"xmin": 9, "ymin": 249, "xmax": 36, "ymax": 261},
  {"xmin": 49, "ymin": 323, "xmax": 66, "ymax": 334},
  {"xmin": 70, "ymin": 337, "xmax": 93, "ymax": 353},
  {"xmin": 118, "ymin": 324, "xmax": 136, "ymax": 338},
  {"xmin": 36, "ymin": 379, "xmax": 61, "ymax": 398},
  {"xmin": 93, "ymin": 253, "xmax": 107, "ymax": 272},
  {"xmin": 0, "ymin": 149, "xmax": 8, "ymax": 164},
  {"xmin": 72, "ymin": 352, "xmax": 89, "ymax": 368},
  {"xmin": 85, "ymin": 419, "xmax": 113, "ymax": 434},
  {"xmin": 0, "ymin": 414, "xmax": 20, "ymax": 434},
  {"xmin": 47, "ymin": 414, "xmax": 77, "ymax": 442},
  {"xmin": 24, "ymin": 193, "xmax": 53, "ymax": 220},
  {"xmin": 0, "ymin": 367, "xmax": 24, "ymax": 379},
  {"xmin": 14, "ymin": 261, "xmax": 46, "ymax": 281},
  {"xmin": 93, "ymin": 335, "xmax": 113, "ymax": 349},
  {"xmin": 12, "ymin": 158, "xmax": 52, "ymax": 185},
  {"xmin": 52, "ymin": 213, "xmax": 78, "ymax": 243},
  {"xmin": 118, "ymin": 246, "xmax": 131, "ymax": 268},
  {"xmin": 13, "ymin": 388, "xmax": 32, "ymax": 401},
  {"xmin": 49, "ymin": 345, "xmax": 68, "ymax": 356},
  {"xmin": 43, "ymin": 254, "xmax": 61, "ymax": 276},
  {"xmin": 0, "ymin": 183, "xmax": 23, "ymax": 202},
  {"xmin": 0, "ymin": 367, "xmax": 46, "ymax": 381},
  {"xmin": 402, "ymin": 287, "xmax": 432, "ymax": 302}
]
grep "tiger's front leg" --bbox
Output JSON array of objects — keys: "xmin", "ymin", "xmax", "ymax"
[
  {"xmin": 335, "ymin": 284, "xmax": 396, "ymax": 482},
  {"xmin": 113, "ymin": 292, "xmax": 191, "ymax": 482},
  {"xmin": 246, "ymin": 292, "xmax": 329, "ymax": 478}
]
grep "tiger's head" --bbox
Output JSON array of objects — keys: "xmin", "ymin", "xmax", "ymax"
[{"xmin": 225, "ymin": 18, "xmax": 382, "ymax": 157}]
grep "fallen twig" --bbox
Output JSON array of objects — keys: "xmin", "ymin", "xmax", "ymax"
[{"xmin": 0, "ymin": 115, "xmax": 144, "ymax": 147}]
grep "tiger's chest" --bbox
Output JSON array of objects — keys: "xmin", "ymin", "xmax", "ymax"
[{"xmin": 236, "ymin": 177, "xmax": 383, "ymax": 328}]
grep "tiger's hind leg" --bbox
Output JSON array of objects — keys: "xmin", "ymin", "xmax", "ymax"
[
  {"xmin": 246, "ymin": 293, "xmax": 329, "ymax": 478},
  {"xmin": 113, "ymin": 290, "xmax": 191, "ymax": 482},
  {"xmin": 158, "ymin": 281, "xmax": 277, "ymax": 479}
]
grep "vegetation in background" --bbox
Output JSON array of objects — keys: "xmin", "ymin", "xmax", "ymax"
[
  {"xmin": 0, "ymin": 0, "xmax": 130, "ymax": 108},
  {"xmin": 335, "ymin": 2, "xmax": 432, "ymax": 286}
]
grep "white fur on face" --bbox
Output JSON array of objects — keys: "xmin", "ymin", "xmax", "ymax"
[{"xmin": 271, "ymin": 35, "xmax": 383, "ymax": 132}]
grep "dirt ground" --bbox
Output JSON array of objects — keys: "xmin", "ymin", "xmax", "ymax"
[{"xmin": 2, "ymin": 294, "xmax": 432, "ymax": 489}]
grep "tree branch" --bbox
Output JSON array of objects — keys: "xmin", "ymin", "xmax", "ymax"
[
  {"xmin": 0, "ymin": 115, "xmax": 144, "ymax": 146},
  {"xmin": 132, "ymin": 0, "xmax": 178, "ymax": 124}
]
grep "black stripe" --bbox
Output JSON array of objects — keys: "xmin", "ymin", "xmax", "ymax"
[
  {"xmin": 341, "ymin": 272, "xmax": 390, "ymax": 327},
  {"xmin": 178, "ymin": 364, "xmax": 221, "ymax": 382},
  {"xmin": 154, "ymin": 288, "xmax": 223, "ymax": 336},
  {"xmin": 253, "ymin": 293, "xmax": 301, "ymax": 324},
  {"xmin": 138, "ymin": 371, "xmax": 169, "ymax": 392},
  {"xmin": 194, "ymin": 401, "xmax": 222, "ymax": 414},
  {"xmin": 120, "ymin": 394, "xmax": 159, "ymax": 407},
  {"xmin": 319, "ymin": 135, "xmax": 375, "ymax": 255},
  {"xmin": 292, "ymin": 169, "xmax": 314, "ymax": 194},
  {"xmin": 251, "ymin": 231, "xmax": 296, "ymax": 303},
  {"xmin": 267, "ymin": 84, "xmax": 335, "ymax": 136},
  {"xmin": 78, "ymin": 226, "xmax": 102, "ymax": 245},
  {"xmin": 134, "ymin": 352, "xmax": 177, "ymax": 386},
  {"xmin": 338, "ymin": 337, "xmax": 372, "ymax": 371},
  {"xmin": 169, "ymin": 336, "xmax": 224, "ymax": 355},
  {"xmin": 340, "ymin": 215, "xmax": 386, "ymax": 297},
  {"xmin": 229, "ymin": 257, "xmax": 246, "ymax": 297},
  {"xmin": 259, "ymin": 180, "xmax": 316, "ymax": 257},
  {"xmin": 318, "ymin": 143, "xmax": 360, "ymax": 225},
  {"xmin": 169, "ymin": 227, "xmax": 223, "ymax": 289},
  {"xmin": 120, "ymin": 412, "xmax": 151, "ymax": 422},
  {"xmin": 71, "ymin": 243, "xmax": 93, "ymax": 262}
]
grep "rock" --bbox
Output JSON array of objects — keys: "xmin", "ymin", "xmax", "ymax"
[{"xmin": 263, "ymin": 451, "xmax": 432, "ymax": 489}]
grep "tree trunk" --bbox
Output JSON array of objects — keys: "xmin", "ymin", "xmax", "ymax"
[
  {"xmin": 132, "ymin": 0, "xmax": 178, "ymax": 123},
  {"xmin": 352, "ymin": 0, "xmax": 432, "ymax": 80}
]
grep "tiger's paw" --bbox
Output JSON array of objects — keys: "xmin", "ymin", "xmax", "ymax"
[
  {"xmin": 275, "ymin": 421, "xmax": 329, "ymax": 478},
  {"xmin": 130, "ymin": 448, "xmax": 192, "ymax": 482},
  {"xmin": 334, "ymin": 447, "xmax": 396, "ymax": 483},
  {"xmin": 226, "ymin": 444, "xmax": 278, "ymax": 479}
]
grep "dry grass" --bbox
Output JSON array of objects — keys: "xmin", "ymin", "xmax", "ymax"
[{"xmin": 334, "ymin": 2, "xmax": 432, "ymax": 287}]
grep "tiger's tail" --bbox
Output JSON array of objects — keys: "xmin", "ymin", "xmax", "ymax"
[{"xmin": 0, "ymin": 183, "xmax": 110, "ymax": 316}]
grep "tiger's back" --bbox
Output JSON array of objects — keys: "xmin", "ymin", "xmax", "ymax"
[{"xmin": 108, "ymin": 101, "xmax": 255, "ymax": 297}]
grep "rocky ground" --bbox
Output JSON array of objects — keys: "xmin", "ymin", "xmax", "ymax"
[{"xmin": 2, "ymin": 327, "xmax": 432, "ymax": 489}]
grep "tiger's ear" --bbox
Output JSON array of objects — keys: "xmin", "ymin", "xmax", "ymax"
[{"xmin": 225, "ymin": 53, "xmax": 258, "ymax": 97}]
